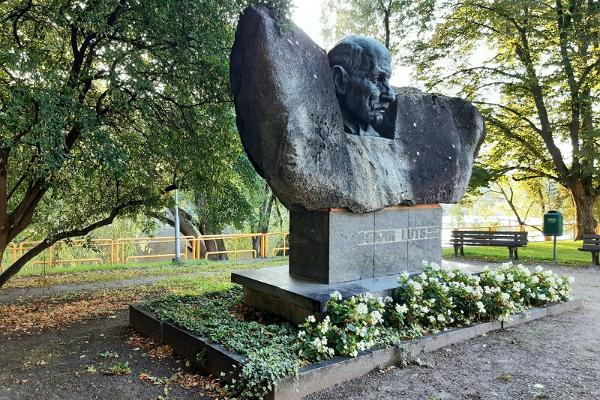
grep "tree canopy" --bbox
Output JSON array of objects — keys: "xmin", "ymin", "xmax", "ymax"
[
  {"xmin": 323, "ymin": 0, "xmax": 599, "ymax": 238},
  {"xmin": 0, "ymin": 0, "xmax": 290, "ymax": 286}
]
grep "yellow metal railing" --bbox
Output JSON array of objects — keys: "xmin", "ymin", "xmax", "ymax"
[
  {"xmin": 3, "ymin": 221, "xmax": 599, "ymax": 273},
  {"xmin": 3, "ymin": 232, "xmax": 290, "ymax": 271}
]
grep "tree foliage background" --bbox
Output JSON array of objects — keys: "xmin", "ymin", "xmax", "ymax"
[
  {"xmin": 323, "ymin": 0, "xmax": 599, "ymax": 239},
  {"xmin": 0, "ymin": 0, "xmax": 291, "ymax": 286}
]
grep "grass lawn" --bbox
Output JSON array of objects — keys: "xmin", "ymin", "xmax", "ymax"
[
  {"xmin": 442, "ymin": 240, "xmax": 592, "ymax": 266},
  {"xmin": 4, "ymin": 257, "xmax": 289, "ymax": 288}
]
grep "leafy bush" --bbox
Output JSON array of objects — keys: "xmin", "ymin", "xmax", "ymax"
[
  {"xmin": 298, "ymin": 263, "xmax": 572, "ymax": 361},
  {"xmin": 298, "ymin": 292, "xmax": 390, "ymax": 359},
  {"xmin": 147, "ymin": 263, "xmax": 572, "ymax": 398},
  {"xmin": 146, "ymin": 287, "xmax": 301, "ymax": 400}
]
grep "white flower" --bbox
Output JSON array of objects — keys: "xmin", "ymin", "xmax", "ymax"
[
  {"xmin": 431, "ymin": 262, "xmax": 441, "ymax": 271},
  {"xmin": 395, "ymin": 304, "xmax": 408, "ymax": 314},
  {"xmin": 350, "ymin": 350, "xmax": 358, "ymax": 357},
  {"xmin": 383, "ymin": 296, "xmax": 393, "ymax": 303},
  {"xmin": 428, "ymin": 315, "xmax": 436, "ymax": 323},
  {"xmin": 420, "ymin": 305, "xmax": 430, "ymax": 314},
  {"xmin": 535, "ymin": 266, "xmax": 544, "ymax": 272},
  {"xmin": 298, "ymin": 330, "xmax": 306, "ymax": 338},
  {"xmin": 356, "ymin": 303, "xmax": 368, "ymax": 315},
  {"xmin": 329, "ymin": 291, "xmax": 342, "ymax": 301},
  {"xmin": 476, "ymin": 301, "xmax": 486, "ymax": 313},
  {"xmin": 538, "ymin": 293, "xmax": 547, "ymax": 301},
  {"xmin": 307, "ymin": 315, "xmax": 316, "ymax": 323},
  {"xmin": 437, "ymin": 314, "xmax": 446, "ymax": 322},
  {"xmin": 370, "ymin": 310, "xmax": 384, "ymax": 324}
]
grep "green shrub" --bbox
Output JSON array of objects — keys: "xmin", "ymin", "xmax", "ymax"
[
  {"xmin": 298, "ymin": 263, "xmax": 573, "ymax": 360},
  {"xmin": 147, "ymin": 263, "xmax": 572, "ymax": 399}
]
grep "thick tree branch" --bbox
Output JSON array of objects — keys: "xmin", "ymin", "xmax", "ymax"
[
  {"xmin": 0, "ymin": 150, "xmax": 7, "ymax": 233},
  {"xmin": 473, "ymin": 100, "xmax": 543, "ymax": 134},
  {"xmin": 556, "ymin": 0, "xmax": 582, "ymax": 160},
  {"xmin": 495, "ymin": 166, "xmax": 560, "ymax": 182},
  {"xmin": 0, "ymin": 198, "xmax": 146, "ymax": 287},
  {"xmin": 514, "ymin": 25, "xmax": 569, "ymax": 179},
  {"xmin": 428, "ymin": 66, "xmax": 523, "ymax": 90}
]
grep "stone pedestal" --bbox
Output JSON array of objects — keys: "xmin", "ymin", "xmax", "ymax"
[
  {"xmin": 290, "ymin": 205, "xmax": 442, "ymax": 284},
  {"xmin": 231, "ymin": 205, "xmax": 442, "ymax": 323}
]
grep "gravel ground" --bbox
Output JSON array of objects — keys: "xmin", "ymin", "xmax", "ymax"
[
  {"xmin": 0, "ymin": 312, "xmax": 213, "ymax": 400},
  {"xmin": 0, "ymin": 262, "xmax": 598, "ymax": 400},
  {"xmin": 307, "ymin": 265, "xmax": 600, "ymax": 400}
]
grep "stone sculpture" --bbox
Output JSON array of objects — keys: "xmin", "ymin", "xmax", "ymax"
[
  {"xmin": 229, "ymin": 5, "xmax": 486, "ymax": 323},
  {"xmin": 230, "ymin": 5, "xmax": 485, "ymax": 213},
  {"xmin": 329, "ymin": 35, "xmax": 396, "ymax": 138}
]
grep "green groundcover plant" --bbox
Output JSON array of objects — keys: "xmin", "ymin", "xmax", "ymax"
[{"xmin": 145, "ymin": 263, "xmax": 572, "ymax": 399}]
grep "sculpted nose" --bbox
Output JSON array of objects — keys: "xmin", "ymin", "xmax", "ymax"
[{"xmin": 381, "ymin": 82, "xmax": 396, "ymax": 103}]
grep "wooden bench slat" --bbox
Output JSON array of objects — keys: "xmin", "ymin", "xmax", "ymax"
[
  {"xmin": 449, "ymin": 229, "xmax": 528, "ymax": 261},
  {"xmin": 452, "ymin": 235, "xmax": 526, "ymax": 240},
  {"xmin": 453, "ymin": 231, "xmax": 526, "ymax": 235},
  {"xmin": 579, "ymin": 246, "xmax": 600, "ymax": 251},
  {"xmin": 582, "ymin": 234, "xmax": 600, "ymax": 239}
]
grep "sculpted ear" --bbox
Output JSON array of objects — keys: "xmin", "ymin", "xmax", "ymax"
[{"xmin": 331, "ymin": 65, "xmax": 348, "ymax": 95}]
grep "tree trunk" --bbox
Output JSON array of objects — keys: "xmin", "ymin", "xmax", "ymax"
[
  {"xmin": 152, "ymin": 209, "xmax": 199, "ymax": 257},
  {"xmin": 252, "ymin": 187, "xmax": 275, "ymax": 256},
  {"xmin": 383, "ymin": 9, "xmax": 391, "ymax": 49},
  {"xmin": 198, "ymin": 221, "xmax": 228, "ymax": 261},
  {"xmin": 569, "ymin": 181, "xmax": 598, "ymax": 240}
]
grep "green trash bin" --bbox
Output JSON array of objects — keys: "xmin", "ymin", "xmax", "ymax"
[{"xmin": 543, "ymin": 211, "xmax": 563, "ymax": 236}]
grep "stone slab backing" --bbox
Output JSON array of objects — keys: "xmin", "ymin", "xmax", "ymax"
[{"xmin": 289, "ymin": 205, "xmax": 442, "ymax": 284}]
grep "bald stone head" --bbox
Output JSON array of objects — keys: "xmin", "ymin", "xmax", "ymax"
[{"xmin": 328, "ymin": 36, "xmax": 396, "ymax": 137}]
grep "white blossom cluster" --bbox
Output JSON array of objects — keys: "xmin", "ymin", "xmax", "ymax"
[{"xmin": 297, "ymin": 263, "xmax": 572, "ymax": 362}]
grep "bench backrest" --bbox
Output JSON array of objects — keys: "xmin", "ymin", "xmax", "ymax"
[
  {"xmin": 451, "ymin": 230, "xmax": 528, "ymax": 245},
  {"xmin": 581, "ymin": 234, "xmax": 600, "ymax": 249}
]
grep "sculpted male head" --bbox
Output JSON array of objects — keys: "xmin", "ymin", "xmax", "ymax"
[{"xmin": 328, "ymin": 36, "xmax": 396, "ymax": 137}]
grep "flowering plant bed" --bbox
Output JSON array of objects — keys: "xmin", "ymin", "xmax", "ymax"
[{"xmin": 130, "ymin": 263, "xmax": 576, "ymax": 400}]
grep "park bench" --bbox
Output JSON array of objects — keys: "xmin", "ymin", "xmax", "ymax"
[
  {"xmin": 578, "ymin": 234, "xmax": 600, "ymax": 267},
  {"xmin": 450, "ymin": 230, "xmax": 528, "ymax": 261}
]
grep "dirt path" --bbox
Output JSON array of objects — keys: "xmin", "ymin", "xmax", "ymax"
[
  {"xmin": 307, "ymin": 265, "xmax": 600, "ymax": 400},
  {"xmin": 0, "ymin": 312, "xmax": 214, "ymax": 400},
  {"xmin": 1, "ymin": 262, "xmax": 597, "ymax": 400}
]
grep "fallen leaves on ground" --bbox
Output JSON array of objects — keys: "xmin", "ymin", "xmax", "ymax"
[
  {"xmin": 129, "ymin": 334, "xmax": 222, "ymax": 397},
  {"xmin": 139, "ymin": 370, "xmax": 222, "ymax": 397},
  {"xmin": 0, "ymin": 289, "xmax": 152, "ymax": 334},
  {"xmin": 126, "ymin": 333, "xmax": 173, "ymax": 359}
]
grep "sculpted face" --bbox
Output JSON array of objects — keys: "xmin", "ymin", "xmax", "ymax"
[{"xmin": 329, "ymin": 36, "xmax": 396, "ymax": 137}]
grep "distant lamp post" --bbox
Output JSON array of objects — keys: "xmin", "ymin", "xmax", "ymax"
[{"xmin": 173, "ymin": 188, "xmax": 182, "ymax": 265}]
